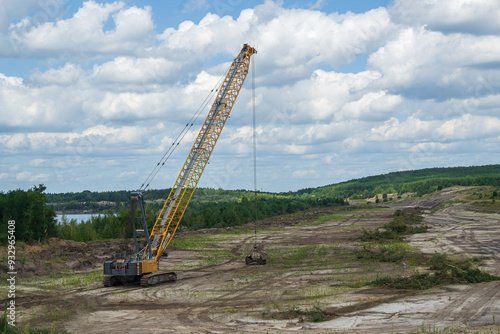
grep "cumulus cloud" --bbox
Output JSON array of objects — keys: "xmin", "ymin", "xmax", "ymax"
[
  {"xmin": 368, "ymin": 27, "xmax": 500, "ymax": 100},
  {"xmin": 156, "ymin": 2, "xmax": 395, "ymax": 83},
  {"xmin": 1, "ymin": 0, "xmax": 500, "ymax": 192},
  {"xmin": 0, "ymin": 124, "xmax": 164, "ymax": 158},
  {"xmin": 16, "ymin": 171, "xmax": 49, "ymax": 182},
  {"xmin": 0, "ymin": 0, "xmax": 48, "ymax": 55},
  {"xmin": 28, "ymin": 63, "xmax": 84, "ymax": 86},
  {"xmin": 91, "ymin": 57, "xmax": 178, "ymax": 85},
  {"xmin": 8, "ymin": 0, "xmax": 154, "ymax": 57},
  {"xmin": 340, "ymin": 91, "xmax": 402, "ymax": 121},
  {"xmin": 391, "ymin": 0, "xmax": 500, "ymax": 35},
  {"xmin": 0, "ymin": 71, "xmax": 87, "ymax": 131}
]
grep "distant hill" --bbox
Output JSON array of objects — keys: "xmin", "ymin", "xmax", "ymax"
[
  {"xmin": 286, "ymin": 164, "xmax": 500, "ymax": 200},
  {"xmin": 39, "ymin": 164, "xmax": 500, "ymax": 240},
  {"xmin": 46, "ymin": 164, "xmax": 500, "ymax": 212}
]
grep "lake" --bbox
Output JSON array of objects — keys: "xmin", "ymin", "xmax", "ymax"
[{"xmin": 56, "ymin": 213, "xmax": 113, "ymax": 224}]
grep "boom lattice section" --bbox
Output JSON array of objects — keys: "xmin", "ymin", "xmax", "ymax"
[{"xmin": 144, "ymin": 44, "xmax": 256, "ymax": 262}]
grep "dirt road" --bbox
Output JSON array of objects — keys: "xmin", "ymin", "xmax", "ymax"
[{"xmin": 5, "ymin": 186, "xmax": 500, "ymax": 333}]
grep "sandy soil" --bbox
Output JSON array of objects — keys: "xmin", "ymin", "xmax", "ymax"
[{"xmin": 3, "ymin": 186, "xmax": 500, "ymax": 333}]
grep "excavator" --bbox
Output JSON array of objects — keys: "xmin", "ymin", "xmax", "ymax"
[{"xmin": 103, "ymin": 44, "xmax": 257, "ymax": 287}]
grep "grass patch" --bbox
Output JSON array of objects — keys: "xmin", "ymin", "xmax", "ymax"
[
  {"xmin": 23, "ymin": 270, "xmax": 103, "ymax": 291},
  {"xmin": 410, "ymin": 321, "xmax": 500, "ymax": 333},
  {"xmin": 346, "ymin": 207, "xmax": 392, "ymax": 213},
  {"xmin": 1, "ymin": 306, "xmax": 71, "ymax": 334},
  {"xmin": 199, "ymin": 249, "xmax": 233, "ymax": 266},
  {"xmin": 368, "ymin": 254, "xmax": 500, "ymax": 289},
  {"xmin": 466, "ymin": 200, "xmax": 500, "ymax": 213},
  {"xmin": 266, "ymin": 302, "xmax": 328, "ymax": 322},
  {"xmin": 171, "ymin": 248, "xmax": 233, "ymax": 270},
  {"xmin": 360, "ymin": 208, "xmax": 428, "ymax": 241},
  {"xmin": 355, "ymin": 242, "xmax": 424, "ymax": 265},
  {"xmin": 317, "ymin": 214, "xmax": 351, "ymax": 222},
  {"xmin": 168, "ymin": 234, "xmax": 231, "ymax": 249},
  {"xmin": 220, "ymin": 228, "xmax": 254, "ymax": 235},
  {"xmin": 267, "ymin": 243, "xmax": 341, "ymax": 269}
]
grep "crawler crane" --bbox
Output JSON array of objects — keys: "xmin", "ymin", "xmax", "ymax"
[{"xmin": 103, "ymin": 44, "xmax": 257, "ymax": 287}]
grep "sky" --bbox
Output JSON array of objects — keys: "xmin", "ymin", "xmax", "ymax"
[{"xmin": 1, "ymin": 0, "xmax": 499, "ymax": 194}]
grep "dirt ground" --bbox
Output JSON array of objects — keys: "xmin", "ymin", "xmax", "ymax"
[{"xmin": 2, "ymin": 186, "xmax": 500, "ymax": 333}]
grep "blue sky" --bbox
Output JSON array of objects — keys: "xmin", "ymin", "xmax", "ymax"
[{"xmin": 0, "ymin": 0, "xmax": 499, "ymax": 193}]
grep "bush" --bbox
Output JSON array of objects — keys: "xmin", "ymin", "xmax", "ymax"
[
  {"xmin": 369, "ymin": 254, "xmax": 499, "ymax": 289},
  {"xmin": 360, "ymin": 208, "xmax": 427, "ymax": 241}
]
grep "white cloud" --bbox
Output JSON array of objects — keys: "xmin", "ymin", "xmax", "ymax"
[
  {"xmin": 368, "ymin": 114, "xmax": 500, "ymax": 144},
  {"xmin": 1, "ymin": 0, "xmax": 500, "ymax": 192},
  {"xmin": 3, "ymin": 133, "xmax": 30, "ymax": 151},
  {"xmin": 16, "ymin": 171, "xmax": 49, "ymax": 182},
  {"xmin": 91, "ymin": 57, "xmax": 178, "ymax": 84},
  {"xmin": 29, "ymin": 158, "xmax": 47, "ymax": 167},
  {"xmin": 182, "ymin": 0, "xmax": 210, "ymax": 13},
  {"xmin": 157, "ymin": 2, "xmax": 394, "ymax": 83},
  {"xmin": 436, "ymin": 114, "xmax": 500, "ymax": 141},
  {"xmin": 368, "ymin": 27, "xmax": 500, "ymax": 99},
  {"xmin": 0, "ymin": 124, "xmax": 166, "ymax": 158},
  {"xmin": 0, "ymin": 72, "xmax": 87, "ymax": 130},
  {"xmin": 8, "ymin": 1, "xmax": 154, "ymax": 57},
  {"xmin": 117, "ymin": 171, "xmax": 138, "ymax": 178},
  {"xmin": 391, "ymin": 0, "xmax": 500, "ymax": 35},
  {"xmin": 408, "ymin": 142, "xmax": 452, "ymax": 153},
  {"xmin": 340, "ymin": 91, "xmax": 402, "ymax": 121},
  {"xmin": 28, "ymin": 63, "xmax": 84, "ymax": 85},
  {"xmin": 0, "ymin": 0, "xmax": 50, "ymax": 55},
  {"xmin": 285, "ymin": 144, "xmax": 309, "ymax": 155}
]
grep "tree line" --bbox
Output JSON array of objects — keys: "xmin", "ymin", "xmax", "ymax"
[
  {"xmin": 3, "ymin": 164, "xmax": 499, "ymax": 244},
  {"xmin": 1, "ymin": 185, "xmax": 345, "ymax": 243},
  {"xmin": 305, "ymin": 165, "xmax": 500, "ymax": 199},
  {"xmin": 57, "ymin": 195, "xmax": 345, "ymax": 242},
  {"xmin": 0, "ymin": 185, "xmax": 58, "ymax": 242}
]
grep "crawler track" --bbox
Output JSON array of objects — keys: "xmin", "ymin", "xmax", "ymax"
[{"xmin": 140, "ymin": 272, "xmax": 177, "ymax": 287}]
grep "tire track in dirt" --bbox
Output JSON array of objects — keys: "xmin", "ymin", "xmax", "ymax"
[{"xmin": 433, "ymin": 282, "xmax": 500, "ymax": 323}]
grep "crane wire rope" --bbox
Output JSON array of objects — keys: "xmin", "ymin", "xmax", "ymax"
[
  {"xmin": 252, "ymin": 54, "xmax": 258, "ymax": 247},
  {"xmin": 139, "ymin": 67, "xmax": 230, "ymax": 191}
]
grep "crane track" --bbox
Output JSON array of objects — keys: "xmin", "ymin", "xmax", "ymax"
[{"xmin": 140, "ymin": 272, "xmax": 177, "ymax": 287}]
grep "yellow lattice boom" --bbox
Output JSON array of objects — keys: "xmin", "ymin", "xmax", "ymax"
[{"xmin": 143, "ymin": 44, "xmax": 256, "ymax": 264}]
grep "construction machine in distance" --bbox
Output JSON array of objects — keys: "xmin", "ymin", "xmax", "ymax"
[{"xmin": 103, "ymin": 44, "xmax": 257, "ymax": 287}]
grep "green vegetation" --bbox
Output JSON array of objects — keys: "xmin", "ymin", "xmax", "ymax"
[
  {"xmin": 267, "ymin": 244, "xmax": 337, "ymax": 269},
  {"xmin": 180, "ymin": 195, "xmax": 345, "ymax": 230},
  {"xmin": 275, "ymin": 302, "xmax": 327, "ymax": 322},
  {"xmin": 43, "ymin": 165, "xmax": 500, "ymax": 215},
  {"xmin": 1, "ymin": 304, "xmax": 70, "ymax": 334},
  {"xmin": 3, "ymin": 165, "xmax": 499, "ymax": 244},
  {"xmin": 293, "ymin": 164, "xmax": 500, "ymax": 199},
  {"xmin": 316, "ymin": 214, "xmax": 350, "ymax": 222},
  {"xmin": 355, "ymin": 208, "xmax": 500, "ymax": 290},
  {"xmin": 369, "ymin": 254, "xmax": 500, "ymax": 289},
  {"xmin": 57, "ymin": 211, "xmax": 130, "ymax": 242},
  {"xmin": 409, "ymin": 321, "xmax": 500, "ymax": 333},
  {"xmin": 360, "ymin": 208, "xmax": 428, "ymax": 241},
  {"xmin": 0, "ymin": 185, "xmax": 344, "ymax": 244},
  {"xmin": 0, "ymin": 185, "xmax": 58, "ymax": 243},
  {"xmin": 355, "ymin": 242, "xmax": 423, "ymax": 264}
]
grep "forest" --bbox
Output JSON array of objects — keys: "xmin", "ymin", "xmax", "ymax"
[
  {"xmin": 0, "ymin": 184, "xmax": 58, "ymax": 243},
  {"xmin": 1, "ymin": 164, "xmax": 499, "ymax": 244},
  {"xmin": 293, "ymin": 164, "xmax": 500, "ymax": 199}
]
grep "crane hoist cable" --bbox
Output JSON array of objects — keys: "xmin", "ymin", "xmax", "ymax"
[
  {"xmin": 246, "ymin": 53, "xmax": 266, "ymax": 265},
  {"xmin": 253, "ymin": 52, "xmax": 257, "ymax": 244}
]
